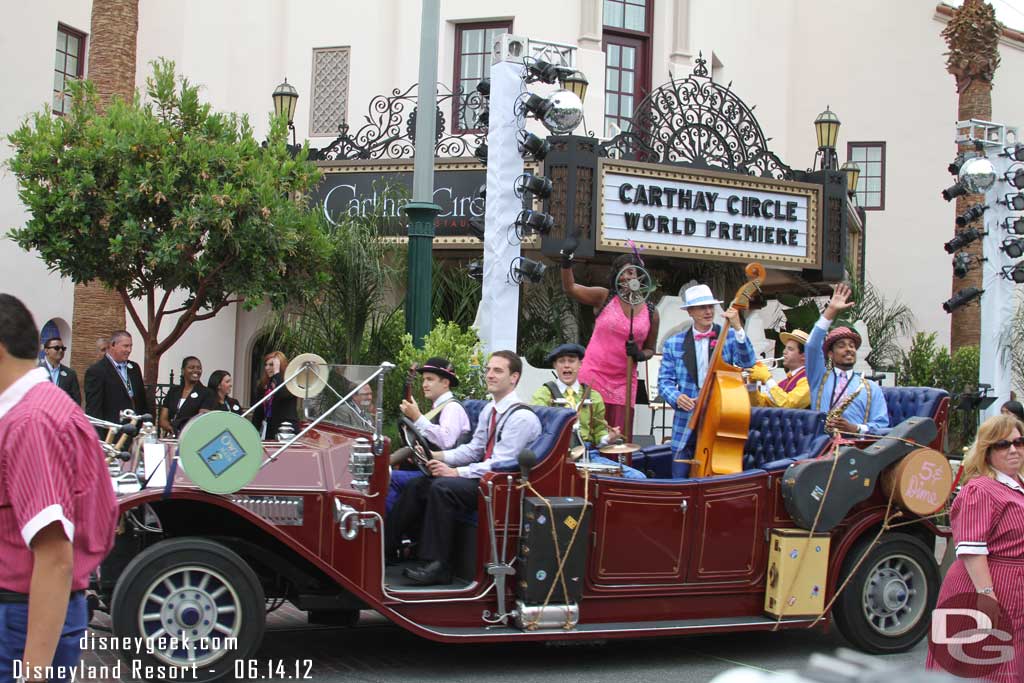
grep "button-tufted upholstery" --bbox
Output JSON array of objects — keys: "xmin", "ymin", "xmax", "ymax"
[
  {"xmin": 880, "ymin": 386, "xmax": 948, "ymax": 432},
  {"xmin": 634, "ymin": 408, "xmax": 830, "ymax": 479},
  {"xmin": 461, "ymin": 399, "xmax": 575, "ymax": 472}
]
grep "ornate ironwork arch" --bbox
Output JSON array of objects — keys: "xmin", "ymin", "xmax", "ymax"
[
  {"xmin": 599, "ymin": 54, "xmax": 793, "ymax": 180},
  {"xmin": 311, "ymin": 83, "xmax": 485, "ymax": 161}
]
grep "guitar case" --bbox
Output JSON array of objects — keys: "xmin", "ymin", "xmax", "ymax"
[{"xmin": 781, "ymin": 417, "xmax": 939, "ymax": 532}]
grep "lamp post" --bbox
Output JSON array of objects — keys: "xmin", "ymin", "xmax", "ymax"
[
  {"xmin": 813, "ymin": 106, "xmax": 841, "ymax": 171},
  {"xmin": 840, "ymin": 160, "xmax": 860, "ymax": 199},
  {"xmin": 272, "ymin": 79, "xmax": 299, "ymax": 147}
]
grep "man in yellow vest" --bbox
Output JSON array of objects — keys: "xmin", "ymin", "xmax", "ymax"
[{"xmin": 748, "ymin": 329, "xmax": 811, "ymax": 409}]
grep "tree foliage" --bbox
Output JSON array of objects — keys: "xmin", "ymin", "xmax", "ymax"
[
  {"xmin": 942, "ymin": 0, "xmax": 1002, "ymax": 86},
  {"xmin": 7, "ymin": 59, "xmax": 330, "ymax": 381}
]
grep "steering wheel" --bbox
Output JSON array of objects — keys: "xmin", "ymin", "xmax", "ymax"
[{"xmin": 398, "ymin": 416, "xmax": 435, "ymax": 476}]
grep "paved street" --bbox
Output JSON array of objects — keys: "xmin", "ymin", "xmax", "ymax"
[{"xmin": 84, "ymin": 605, "xmax": 928, "ymax": 683}]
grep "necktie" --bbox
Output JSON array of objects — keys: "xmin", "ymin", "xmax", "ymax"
[
  {"xmin": 564, "ymin": 386, "xmax": 577, "ymax": 410},
  {"xmin": 831, "ymin": 370, "xmax": 849, "ymax": 408},
  {"xmin": 483, "ymin": 408, "xmax": 498, "ymax": 460},
  {"xmin": 117, "ymin": 363, "xmax": 134, "ymax": 397}
]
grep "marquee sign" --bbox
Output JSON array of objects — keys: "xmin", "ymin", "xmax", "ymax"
[{"xmin": 598, "ymin": 159, "xmax": 822, "ymax": 269}]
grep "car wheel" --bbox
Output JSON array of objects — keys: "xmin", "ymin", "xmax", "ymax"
[
  {"xmin": 111, "ymin": 537, "xmax": 266, "ymax": 682},
  {"xmin": 832, "ymin": 532, "xmax": 938, "ymax": 654}
]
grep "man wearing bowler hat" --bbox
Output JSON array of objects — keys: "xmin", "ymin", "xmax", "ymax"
[
  {"xmin": 658, "ymin": 284, "xmax": 756, "ymax": 476},
  {"xmin": 807, "ymin": 283, "xmax": 888, "ymax": 435},
  {"xmin": 748, "ymin": 329, "xmax": 811, "ymax": 409},
  {"xmin": 531, "ymin": 343, "xmax": 645, "ymax": 479}
]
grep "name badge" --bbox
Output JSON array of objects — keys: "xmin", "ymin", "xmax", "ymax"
[{"xmin": 190, "ymin": 392, "xmax": 199, "ymax": 399}]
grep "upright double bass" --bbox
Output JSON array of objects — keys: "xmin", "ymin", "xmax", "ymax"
[{"xmin": 685, "ymin": 262, "xmax": 765, "ymax": 478}]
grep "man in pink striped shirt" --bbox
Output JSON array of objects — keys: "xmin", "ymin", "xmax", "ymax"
[{"xmin": 0, "ymin": 294, "xmax": 118, "ymax": 683}]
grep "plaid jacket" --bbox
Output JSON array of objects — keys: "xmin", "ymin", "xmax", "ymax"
[{"xmin": 658, "ymin": 325, "xmax": 756, "ymax": 454}]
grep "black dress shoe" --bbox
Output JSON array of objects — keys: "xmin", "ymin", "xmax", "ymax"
[{"xmin": 403, "ymin": 560, "xmax": 451, "ymax": 585}]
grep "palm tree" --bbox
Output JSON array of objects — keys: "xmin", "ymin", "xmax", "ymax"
[
  {"xmin": 942, "ymin": 0, "xmax": 1001, "ymax": 352},
  {"xmin": 69, "ymin": 0, "xmax": 138, "ymax": 382}
]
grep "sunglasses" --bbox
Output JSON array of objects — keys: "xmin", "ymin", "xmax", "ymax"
[
  {"xmin": 991, "ymin": 437, "xmax": 1024, "ymax": 450},
  {"xmin": 46, "ymin": 345, "xmax": 67, "ymax": 352}
]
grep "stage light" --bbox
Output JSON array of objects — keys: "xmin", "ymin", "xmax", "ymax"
[
  {"xmin": 999, "ymin": 193, "xmax": 1024, "ymax": 211},
  {"xmin": 475, "ymin": 79, "xmax": 490, "ymax": 98},
  {"xmin": 1005, "ymin": 217, "xmax": 1024, "ymax": 235},
  {"xmin": 509, "ymin": 256, "xmax": 547, "ymax": 284},
  {"xmin": 1003, "ymin": 262, "xmax": 1024, "ymax": 283},
  {"xmin": 514, "ymin": 209, "xmax": 554, "ymax": 237},
  {"xmin": 952, "ymin": 252, "xmax": 972, "ymax": 279},
  {"xmin": 956, "ymin": 204, "xmax": 989, "ymax": 227},
  {"xmin": 518, "ymin": 90, "xmax": 584, "ymax": 135},
  {"xmin": 947, "ymin": 152, "xmax": 972, "ymax": 176},
  {"xmin": 944, "ymin": 227, "xmax": 984, "ymax": 253},
  {"xmin": 466, "ymin": 260, "xmax": 483, "ymax": 281},
  {"xmin": 1001, "ymin": 238, "xmax": 1024, "ymax": 259},
  {"xmin": 514, "ymin": 173, "xmax": 553, "ymax": 199},
  {"xmin": 1003, "ymin": 143, "xmax": 1024, "ymax": 162},
  {"xmin": 941, "ymin": 182, "xmax": 968, "ymax": 202},
  {"xmin": 1005, "ymin": 168, "xmax": 1024, "ymax": 189},
  {"xmin": 474, "ymin": 143, "xmax": 488, "ymax": 164},
  {"xmin": 524, "ymin": 58, "xmax": 570, "ymax": 85},
  {"xmin": 958, "ymin": 157, "xmax": 997, "ymax": 193},
  {"xmin": 943, "ymin": 287, "xmax": 984, "ymax": 313},
  {"xmin": 475, "ymin": 109, "xmax": 489, "ymax": 128},
  {"xmin": 518, "ymin": 131, "xmax": 550, "ymax": 160}
]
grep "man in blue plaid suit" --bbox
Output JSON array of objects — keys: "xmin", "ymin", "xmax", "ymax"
[{"xmin": 658, "ymin": 284, "xmax": 756, "ymax": 477}]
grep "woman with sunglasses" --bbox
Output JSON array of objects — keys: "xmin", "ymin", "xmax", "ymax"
[{"xmin": 926, "ymin": 413, "xmax": 1024, "ymax": 679}]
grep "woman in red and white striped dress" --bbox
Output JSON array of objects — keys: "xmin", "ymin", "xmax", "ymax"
[{"xmin": 926, "ymin": 413, "xmax": 1024, "ymax": 681}]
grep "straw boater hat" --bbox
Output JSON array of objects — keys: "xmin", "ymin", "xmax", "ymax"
[
  {"xmin": 679, "ymin": 284, "xmax": 723, "ymax": 308},
  {"xmin": 416, "ymin": 357, "xmax": 459, "ymax": 387},
  {"xmin": 545, "ymin": 343, "xmax": 586, "ymax": 367},
  {"xmin": 824, "ymin": 327, "xmax": 862, "ymax": 354},
  {"xmin": 779, "ymin": 329, "xmax": 810, "ymax": 348}
]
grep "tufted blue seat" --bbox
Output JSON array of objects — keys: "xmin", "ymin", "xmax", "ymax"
[
  {"xmin": 461, "ymin": 399, "xmax": 575, "ymax": 472},
  {"xmin": 633, "ymin": 408, "xmax": 829, "ymax": 479},
  {"xmin": 880, "ymin": 386, "xmax": 949, "ymax": 433}
]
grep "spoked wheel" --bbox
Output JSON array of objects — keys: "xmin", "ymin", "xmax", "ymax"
[
  {"xmin": 112, "ymin": 537, "xmax": 265, "ymax": 681},
  {"xmin": 832, "ymin": 532, "xmax": 938, "ymax": 654}
]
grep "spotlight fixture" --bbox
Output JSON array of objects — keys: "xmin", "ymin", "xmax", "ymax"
[
  {"xmin": 952, "ymin": 252, "xmax": 973, "ymax": 279},
  {"xmin": 523, "ymin": 58, "xmax": 569, "ymax": 85},
  {"xmin": 955, "ymin": 204, "xmax": 989, "ymax": 227},
  {"xmin": 466, "ymin": 260, "xmax": 483, "ymax": 281},
  {"xmin": 941, "ymin": 182, "xmax": 968, "ymax": 202},
  {"xmin": 475, "ymin": 109, "xmax": 489, "ymax": 128},
  {"xmin": 947, "ymin": 152, "xmax": 975, "ymax": 176},
  {"xmin": 518, "ymin": 131, "xmax": 550, "ymax": 160},
  {"xmin": 1005, "ymin": 168, "xmax": 1024, "ymax": 189},
  {"xmin": 1004, "ymin": 217, "xmax": 1024, "ymax": 235},
  {"xmin": 517, "ymin": 90, "xmax": 584, "ymax": 135},
  {"xmin": 514, "ymin": 173, "xmax": 553, "ymax": 199},
  {"xmin": 468, "ymin": 215, "xmax": 485, "ymax": 241},
  {"xmin": 1002, "ymin": 143, "xmax": 1024, "ymax": 162},
  {"xmin": 1001, "ymin": 237, "xmax": 1024, "ymax": 259},
  {"xmin": 943, "ymin": 227, "xmax": 985, "ymax": 253},
  {"xmin": 514, "ymin": 209, "xmax": 554, "ymax": 238},
  {"xmin": 474, "ymin": 143, "xmax": 488, "ymax": 164},
  {"xmin": 999, "ymin": 193, "xmax": 1024, "ymax": 211},
  {"xmin": 943, "ymin": 287, "xmax": 984, "ymax": 313},
  {"xmin": 475, "ymin": 79, "xmax": 490, "ymax": 98},
  {"xmin": 1003, "ymin": 262, "xmax": 1024, "ymax": 283},
  {"xmin": 509, "ymin": 256, "xmax": 547, "ymax": 284}
]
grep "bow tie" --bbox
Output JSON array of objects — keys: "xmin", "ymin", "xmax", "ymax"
[{"xmin": 694, "ymin": 329, "xmax": 716, "ymax": 341}]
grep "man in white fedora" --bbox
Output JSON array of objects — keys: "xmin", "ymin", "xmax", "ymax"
[{"xmin": 657, "ymin": 284, "xmax": 756, "ymax": 476}]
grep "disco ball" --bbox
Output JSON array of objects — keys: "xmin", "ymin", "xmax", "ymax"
[
  {"xmin": 958, "ymin": 156, "xmax": 996, "ymax": 193},
  {"xmin": 539, "ymin": 89, "xmax": 584, "ymax": 135}
]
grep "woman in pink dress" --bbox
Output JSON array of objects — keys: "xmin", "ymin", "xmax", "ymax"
[
  {"xmin": 560, "ymin": 252, "xmax": 660, "ymax": 440},
  {"xmin": 926, "ymin": 412, "xmax": 1024, "ymax": 681}
]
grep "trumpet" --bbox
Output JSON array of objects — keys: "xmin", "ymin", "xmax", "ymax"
[{"xmin": 753, "ymin": 356, "xmax": 784, "ymax": 370}]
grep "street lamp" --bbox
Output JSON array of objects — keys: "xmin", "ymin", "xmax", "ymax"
[
  {"xmin": 813, "ymin": 106, "xmax": 840, "ymax": 171},
  {"xmin": 272, "ymin": 78, "xmax": 299, "ymax": 146},
  {"xmin": 558, "ymin": 70, "xmax": 589, "ymax": 103},
  {"xmin": 840, "ymin": 160, "xmax": 860, "ymax": 198}
]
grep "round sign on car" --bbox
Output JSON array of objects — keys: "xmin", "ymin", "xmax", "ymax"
[{"xmin": 178, "ymin": 411, "xmax": 264, "ymax": 494}]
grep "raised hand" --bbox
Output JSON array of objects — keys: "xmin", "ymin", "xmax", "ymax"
[{"xmin": 825, "ymin": 282, "xmax": 856, "ymax": 321}]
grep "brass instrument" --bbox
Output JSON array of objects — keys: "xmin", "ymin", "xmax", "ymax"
[{"xmin": 825, "ymin": 383, "xmax": 863, "ymax": 436}]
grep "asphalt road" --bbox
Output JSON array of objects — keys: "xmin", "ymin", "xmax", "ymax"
[{"xmin": 84, "ymin": 606, "xmax": 929, "ymax": 683}]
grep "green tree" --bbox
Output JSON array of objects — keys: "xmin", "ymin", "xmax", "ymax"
[{"xmin": 7, "ymin": 59, "xmax": 329, "ymax": 383}]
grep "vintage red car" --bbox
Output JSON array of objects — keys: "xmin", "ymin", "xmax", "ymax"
[{"xmin": 92, "ymin": 364, "xmax": 952, "ymax": 682}]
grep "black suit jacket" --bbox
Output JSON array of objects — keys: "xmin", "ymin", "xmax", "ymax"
[
  {"xmin": 85, "ymin": 356, "xmax": 151, "ymax": 424},
  {"xmin": 162, "ymin": 383, "xmax": 211, "ymax": 435},
  {"xmin": 41, "ymin": 362, "xmax": 82, "ymax": 405},
  {"xmin": 682, "ymin": 323, "xmax": 722, "ymax": 388}
]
